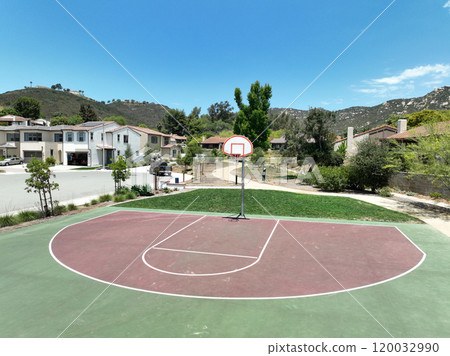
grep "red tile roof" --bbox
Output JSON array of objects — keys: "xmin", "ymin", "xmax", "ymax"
[
  {"xmin": 388, "ymin": 121, "xmax": 450, "ymax": 140},
  {"xmin": 201, "ymin": 136, "xmax": 228, "ymax": 144},
  {"xmin": 0, "ymin": 115, "xmax": 29, "ymax": 122},
  {"xmin": 129, "ymin": 125, "xmax": 170, "ymax": 137}
]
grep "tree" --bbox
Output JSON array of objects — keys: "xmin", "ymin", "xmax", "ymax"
[
  {"xmin": 50, "ymin": 115, "xmax": 83, "ymax": 126},
  {"xmin": 234, "ymin": 81, "xmax": 272, "ymax": 150},
  {"xmin": 349, "ymin": 139, "xmax": 394, "ymax": 192},
  {"xmin": 79, "ymin": 104, "xmax": 98, "ymax": 122},
  {"xmin": 406, "ymin": 126, "xmax": 450, "ymax": 190},
  {"xmin": 108, "ymin": 155, "xmax": 131, "ymax": 193},
  {"xmin": 103, "ymin": 116, "xmax": 127, "ymax": 125},
  {"xmin": 161, "ymin": 108, "xmax": 188, "ymax": 136},
  {"xmin": 207, "ymin": 101, "xmax": 235, "ymax": 124},
  {"xmin": 0, "ymin": 107, "xmax": 18, "ymax": 116},
  {"xmin": 138, "ymin": 123, "xmax": 148, "ymax": 128},
  {"xmin": 124, "ymin": 144, "xmax": 133, "ymax": 161},
  {"xmin": 284, "ymin": 108, "xmax": 341, "ymax": 166},
  {"xmin": 13, "ymin": 97, "xmax": 41, "ymax": 119},
  {"xmin": 181, "ymin": 140, "xmax": 203, "ymax": 168},
  {"xmin": 386, "ymin": 109, "xmax": 450, "ymax": 129},
  {"xmin": 24, "ymin": 158, "xmax": 59, "ymax": 217},
  {"xmin": 51, "ymin": 83, "xmax": 63, "ymax": 90}
]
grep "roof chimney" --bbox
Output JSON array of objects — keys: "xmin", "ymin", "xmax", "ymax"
[
  {"xmin": 347, "ymin": 127, "xmax": 355, "ymax": 156},
  {"xmin": 397, "ymin": 119, "xmax": 407, "ymax": 134},
  {"xmin": 202, "ymin": 136, "xmax": 205, "ymax": 142}
]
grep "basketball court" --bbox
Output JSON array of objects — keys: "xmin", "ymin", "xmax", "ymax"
[{"xmin": 50, "ymin": 210, "xmax": 425, "ymax": 299}]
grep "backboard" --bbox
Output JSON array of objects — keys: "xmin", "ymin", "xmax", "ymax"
[{"xmin": 223, "ymin": 135, "xmax": 253, "ymax": 157}]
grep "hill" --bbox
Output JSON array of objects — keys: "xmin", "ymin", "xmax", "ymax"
[
  {"xmin": 271, "ymin": 86, "xmax": 450, "ymax": 134},
  {"xmin": 0, "ymin": 88, "xmax": 168, "ymax": 128},
  {"xmin": 1, "ymin": 86, "xmax": 449, "ymax": 134}
]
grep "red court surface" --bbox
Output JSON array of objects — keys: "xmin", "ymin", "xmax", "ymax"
[{"xmin": 50, "ymin": 210, "xmax": 425, "ymax": 299}]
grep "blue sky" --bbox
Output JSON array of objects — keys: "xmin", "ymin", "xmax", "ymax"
[{"xmin": 1, "ymin": 0, "xmax": 449, "ymax": 115}]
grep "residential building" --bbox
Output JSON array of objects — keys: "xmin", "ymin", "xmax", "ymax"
[
  {"xmin": 386, "ymin": 121, "xmax": 450, "ymax": 143},
  {"xmin": 0, "ymin": 115, "xmax": 31, "ymax": 126},
  {"xmin": 333, "ymin": 120, "xmax": 405, "ymax": 156},
  {"xmin": 200, "ymin": 136, "xmax": 227, "ymax": 150},
  {"xmin": 270, "ymin": 136, "xmax": 286, "ymax": 150}
]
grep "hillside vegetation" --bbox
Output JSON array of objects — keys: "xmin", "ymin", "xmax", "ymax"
[{"xmin": 0, "ymin": 88, "xmax": 167, "ymax": 128}]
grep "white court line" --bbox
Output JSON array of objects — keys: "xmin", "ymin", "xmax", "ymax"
[
  {"xmin": 49, "ymin": 210, "xmax": 426, "ymax": 300},
  {"xmin": 152, "ymin": 247, "xmax": 257, "ymax": 260},
  {"xmin": 142, "ymin": 219, "xmax": 280, "ymax": 277},
  {"xmin": 149, "ymin": 215, "xmax": 207, "ymax": 249}
]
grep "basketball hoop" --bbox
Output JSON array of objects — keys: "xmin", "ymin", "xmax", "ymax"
[{"xmin": 222, "ymin": 136, "xmax": 253, "ymax": 219}]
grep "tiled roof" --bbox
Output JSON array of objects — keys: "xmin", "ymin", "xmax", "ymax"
[
  {"xmin": 201, "ymin": 136, "xmax": 228, "ymax": 144},
  {"xmin": 106, "ymin": 125, "xmax": 141, "ymax": 135},
  {"xmin": 333, "ymin": 125, "xmax": 397, "ymax": 144},
  {"xmin": 129, "ymin": 126, "xmax": 170, "ymax": 137},
  {"xmin": 0, "ymin": 115, "xmax": 29, "ymax": 122},
  {"xmin": 270, "ymin": 136, "xmax": 286, "ymax": 144},
  {"xmin": 388, "ymin": 121, "xmax": 450, "ymax": 140},
  {"xmin": 171, "ymin": 134, "xmax": 187, "ymax": 140}
]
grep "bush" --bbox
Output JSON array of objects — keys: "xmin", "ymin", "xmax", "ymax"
[
  {"xmin": 317, "ymin": 166, "xmax": 349, "ymax": 192},
  {"xmin": 90, "ymin": 199, "xmax": 99, "ymax": 205},
  {"xmin": 250, "ymin": 147, "xmax": 265, "ymax": 164},
  {"xmin": 67, "ymin": 203, "xmax": 78, "ymax": 211},
  {"xmin": 125, "ymin": 192, "xmax": 137, "ymax": 200},
  {"xmin": 131, "ymin": 184, "xmax": 153, "ymax": 196},
  {"xmin": 0, "ymin": 214, "xmax": 17, "ymax": 227},
  {"xmin": 430, "ymin": 192, "xmax": 442, "ymax": 199},
  {"xmin": 17, "ymin": 210, "xmax": 42, "ymax": 223},
  {"xmin": 84, "ymin": 202, "xmax": 90, "ymax": 207},
  {"xmin": 377, "ymin": 186, "xmax": 393, "ymax": 197},
  {"xmin": 349, "ymin": 140, "xmax": 395, "ymax": 192},
  {"xmin": 162, "ymin": 187, "xmax": 170, "ymax": 194},
  {"xmin": 116, "ymin": 187, "xmax": 130, "ymax": 195},
  {"xmin": 53, "ymin": 204, "xmax": 67, "ymax": 216},
  {"xmin": 99, "ymin": 194, "xmax": 112, "ymax": 202},
  {"xmin": 113, "ymin": 194, "xmax": 126, "ymax": 202}
]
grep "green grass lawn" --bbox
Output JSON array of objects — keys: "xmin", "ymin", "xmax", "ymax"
[
  {"xmin": 117, "ymin": 188, "xmax": 420, "ymax": 223},
  {"xmin": 71, "ymin": 166, "xmax": 101, "ymax": 170}
]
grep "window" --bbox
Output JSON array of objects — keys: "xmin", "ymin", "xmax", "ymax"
[
  {"xmin": 150, "ymin": 136, "xmax": 158, "ymax": 144},
  {"xmin": 6, "ymin": 133, "xmax": 20, "ymax": 142},
  {"xmin": 90, "ymin": 132, "xmax": 94, "ymax": 140},
  {"xmin": 101, "ymin": 133, "xmax": 104, "ymax": 141},
  {"xmin": 172, "ymin": 150, "xmax": 177, "ymax": 158},
  {"xmin": 50, "ymin": 149, "xmax": 54, "ymax": 157},
  {"xmin": 117, "ymin": 134, "xmax": 120, "ymax": 142},
  {"xmin": 66, "ymin": 132, "xmax": 73, "ymax": 142},
  {"xmin": 54, "ymin": 133, "xmax": 63, "ymax": 142},
  {"xmin": 124, "ymin": 135, "xmax": 129, "ymax": 144},
  {"xmin": 117, "ymin": 150, "xmax": 120, "ymax": 156},
  {"xmin": 24, "ymin": 132, "xmax": 42, "ymax": 141},
  {"xmin": 77, "ymin": 132, "xmax": 86, "ymax": 142}
]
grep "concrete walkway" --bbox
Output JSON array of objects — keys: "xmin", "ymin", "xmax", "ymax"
[{"xmin": 208, "ymin": 163, "xmax": 450, "ymax": 237}]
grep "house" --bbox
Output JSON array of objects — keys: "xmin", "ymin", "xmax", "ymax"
[
  {"xmin": 333, "ymin": 120, "xmax": 405, "ymax": 156},
  {"xmin": 270, "ymin": 136, "xmax": 286, "ymax": 150},
  {"xmin": 130, "ymin": 126, "xmax": 186, "ymax": 159},
  {"xmin": 0, "ymin": 115, "xmax": 31, "ymax": 126},
  {"xmin": 386, "ymin": 121, "xmax": 450, "ymax": 143},
  {"xmin": 200, "ymin": 136, "xmax": 227, "ymax": 150}
]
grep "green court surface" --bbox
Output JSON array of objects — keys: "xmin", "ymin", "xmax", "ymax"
[{"xmin": 0, "ymin": 206, "xmax": 449, "ymax": 338}]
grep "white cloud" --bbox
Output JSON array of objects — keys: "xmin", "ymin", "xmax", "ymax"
[
  {"xmin": 355, "ymin": 64, "xmax": 450, "ymax": 98},
  {"xmin": 445, "ymin": 1, "xmax": 450, "ymax": 11},
  {"xmin": 372, "ymin": 64, "xmax": 450, "ymax": 85}
]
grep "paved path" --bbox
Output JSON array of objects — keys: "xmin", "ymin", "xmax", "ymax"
[{"xmin": 209, "ymin": 163, "xmax": 450, "ymax": 237}]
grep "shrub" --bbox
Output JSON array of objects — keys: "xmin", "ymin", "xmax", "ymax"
[
  {"xmin": 113, "ymin": 194, "xmax": 126, "ymax": 202},
  {"xmin": 0, "ymin": 214, "xmax": 17, "ymax": 227},
  {"xmin": 99, "ymin": 194, "xmax": 112, "ymax": 202},
  {"xmin": 125, "ymin": 192, "xmax": 137, "ymax": 200},
  {"xmin": 67, "ymin": 203, "xmax": 78, "ymax": 211},
  {"xmin": 131, "ymin": 184, "xmax": 153, "ymax": 196},
  {"xmin": 116, "ymin": 186, "xmax": 131, "ymax": 195},
  {"xmin": 430, "ymin": 192, "xmax": 442, "ymax": 199},
  {"xmin": 84, "ymin": 202, "xmax": 90, "ymax": 207},
  {"xmin": 17, "ymin": 211, "xmax": 42, "ymax": 223},
  {"xmin": 377, "ymin": 186, "xmax": 393, "ymax": 197},
  {"xmin": 250, "ymin": 147, "xmax": 265, "ymax": 164},
  {"xmin": 53, "ymin": 204, "xmax": 67, "ymax": 216},
  {"xmin": 90, "ymin": 199, "xmax": 99, "ymax": 205},
  {"xmin": 317, "ymin": 166, "xmax": 349, "ymax": 192},
  {"xmin": 162, "ymin": 187, "xmax": 170, "ymax": 194},
  {"xmin": 349, "ymin": 140, "xmax": 395, "ymax": 192}
]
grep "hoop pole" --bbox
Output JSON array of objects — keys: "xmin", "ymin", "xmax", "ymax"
[{"xmin": 237, "ymin": 155, "xmax": 245, "ymax": 218}]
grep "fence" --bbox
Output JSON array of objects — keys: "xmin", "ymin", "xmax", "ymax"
[{"xmin": 389, "ymin": 172, "xmax": 449, "ymax": 199}]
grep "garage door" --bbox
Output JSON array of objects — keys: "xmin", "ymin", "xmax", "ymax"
[{"xmin": 23, "ymin": 151, "xmax": 42, "ymax": 163}]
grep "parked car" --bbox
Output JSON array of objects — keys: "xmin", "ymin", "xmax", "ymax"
[
  {"xmin": 0, "ymin": 157, "xmax": 24, "ymax": 166},
  {"xmin": 149, "ymin": 160, "xmax": 172, "ymax": 176}
]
